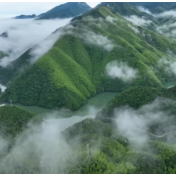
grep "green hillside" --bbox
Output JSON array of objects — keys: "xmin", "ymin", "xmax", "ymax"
[
  {"xmin": 2, "ymin": 117, "xmax": 176, "ymax": 174},
  {"xmin": 0, "ymin": 105, "xmax": 39, "ymax": 139},
  {"xmin": 1, "ymin": 5, "xmax": 176, "ymax": 110},
  {"xmin": 96, "ymin": 86, "xmax": 176, "ymax": 121},
  {"xmin": 98, "ymin": 2, "xmax": 157, "ymax": 22}
]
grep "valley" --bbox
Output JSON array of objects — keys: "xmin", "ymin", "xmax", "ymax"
[{"xmin": 1, "ymin": 2, "xmax": 176, "ymax": 174}]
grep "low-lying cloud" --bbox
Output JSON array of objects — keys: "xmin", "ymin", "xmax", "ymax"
[
  {"xmin": 128, "ymin": 24, "xmax": 140, "ymax": 34},
  {"xmin": 114, "ymin": 98, "xmax": 176, "ymax": 148},
  {"xmin": 137, "ymin": 6, "xmax": 152, "ymax": 15},
  {"xmin": 81, "ymin": 30, "xmax": 115, "ymax": 52},
  {"xmin": 0, "ymin": 84, "xmax": 7, "ymax": 92},
  {"xmin": 0, "ymin": 105, "xmax": 99, "ymax": 174},
  {"xmin": 0, "ymin": 18, "xmax": 71, "ymax": 67},
  {"xmin": 125, "ymin": 15, "xmax": 152, "ymax": 27},
  {"xmin": 105, "ymin": 61, "xmax": 138, "ymax": 82},
  {"xmin": 158, "ymin": 57, "xmax": 176, "ymax": 76},
  {"xmin": 154, "ymin": 10, "xmax": 176, "ymax": 18}
]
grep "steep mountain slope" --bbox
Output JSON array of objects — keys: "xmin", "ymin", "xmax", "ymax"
[
  {"xmin": 129, "ymin": 2, "xmax": 176, "ymax": 13},
  {"xmin": 98, "ymin": 2, "xmax": 153, "ymax": 17},
  {"xmin": 14, "ymin": 14, "xmax": 36, "ymax": 19},
  {"xmin": 98, "ymin": 2, "xmax": 159, "ymax": 30},
  {"xmin": 2, "ymin": 5, "xmax": 176, "ymax": 110},
  {"xmin": 37, "ymin": 2, "xmax": 91, "ymax": 19}
]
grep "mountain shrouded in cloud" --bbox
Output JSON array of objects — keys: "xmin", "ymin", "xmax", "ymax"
[
  {"xmin": 129, "ymin": 2, "xmax": 176, "ymax": 13},
  {"xmin": 37, "ymin": 2, "xmax": 91, "ymax": 20},
  {"xmin": 1, "ymin": 2, "xmax": 176, "ymax": 174},
  {"xmin": 2, "ymin": 3, "xmax": 176, "ymax": 110}
]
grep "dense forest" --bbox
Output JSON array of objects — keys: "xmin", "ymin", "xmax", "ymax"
[
  {"xmin": 2, "ymin": 3, "xmax": 176, "ymax": 110},
  {"xmin": 1, "ymin": 2, "xmax": 176, "ymax": 174}
]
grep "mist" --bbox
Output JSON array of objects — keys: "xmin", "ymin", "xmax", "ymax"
[
  {"xmin": 124, "ymin": 15, "xmax": 152, "ymax": 27},
  {"xmin": 114, "ymin": 98, "xmax": 176, "ymax": 149},
  {"xmin": 128, "ymin": 24, "xmax": 140, "ymax": 34},
  {"xmin": 0, "ymin": 104, "xmax": 101, "ymax": 174},
  {"xmin": 0, "ymin": 18, "xmax": 71, "ymax": 67},
  {"xmin": 154, "ymin": 10, "xmax": 176, "ymax": 18},
  {"xmin": 0, "ymin": 84, "xmax": 7, "ymax": 92},
  {"xmin": 137, "ymin": 6, "xmax": 152, "ymax": 15},
  {"xmin": 105, "ymin": 61, "xmax": 138, "ymax": 82},
  {"xmin": 158, "ymin": 56, "xmax": 176, "ymax": 76}
]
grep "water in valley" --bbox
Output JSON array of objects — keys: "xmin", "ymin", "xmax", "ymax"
[{"xmin": 14, "ymin": 92, "xmax": 118, "ymax": 118}]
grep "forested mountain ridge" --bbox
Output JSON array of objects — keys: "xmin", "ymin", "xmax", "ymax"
[{"xmin": 1, "ymin": 5, "xmax": 176, "ymax": 110}]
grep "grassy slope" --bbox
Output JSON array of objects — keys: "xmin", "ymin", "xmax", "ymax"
[{"xmin": 1, "ymin": 6, "xmax": 176, "ymax": 110}]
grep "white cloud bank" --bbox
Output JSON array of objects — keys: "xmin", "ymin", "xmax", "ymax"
[
  {"xmin": 0, "ymin": 18, "xmax": 71, "ymax": 67},
  {"xmin": 137, "ymin": 6, "xmax": 152, "ymax": 15},
  {"xmin": 125, "ymin": 15, "xmax": 152, "ymax": 27},
  {"xmin": 105, "ymin": 61, "xmax": 138, "ymax": 82}
]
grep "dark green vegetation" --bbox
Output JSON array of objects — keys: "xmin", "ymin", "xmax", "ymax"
[
  {"xmin": 1, "ymin": 2, "xmax": 176, "ymax": 174},
  {"xmin": 97, "ymin": 86, "xmax": 176, "ymax": 120},
  {"xmin": 2, "ymin": 4, "xmax": 176, "ymax": 110},
  {"xmin": 37, "ymin": 2, "xmax": 91, "ymax": 20},
  {"xmin": 14, "ymin": 14, "xmax": 36, "ymax": 19},
  {"xmin": 0, "ymin": 105, "xmax": 40, "ymax": 139},
  {"xmin": 61, "ymin": 118, "xmax": 176, "ymax": 174},
  {"xmin": 2, "ymin": 117, "xmax": 176, "ymax": 174}
]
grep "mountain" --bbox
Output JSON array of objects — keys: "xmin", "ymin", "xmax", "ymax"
[
  {"xmin": 129, "ymin": 2, "xmax": 176, "ymax": 13},
  {"xmin": 0, "ymin": 32, "xmax": 8, "ymax": 38},
  {"xmin": 37, "ymin": 2, "xmax": 91, "ymax": 20},
  {"xmin": 97, "ymin": 2, "xmax": 159, "ymax": 31},
  {"xmin": 14, "ymin": 14, "xmax": 36, "ymax": 19},
  {"xmin": 98, "ymin": 2, "xmax": 155, "ymax": 18},
  {"xmin": 1, "ymin": 5, "xmax": 176, "ymax": 110}
]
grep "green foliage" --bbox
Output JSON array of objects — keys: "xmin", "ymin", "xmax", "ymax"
[
  {"xmin": 2, "ymin": 5, "xmax": 176, "ymax": 110},
  {"xmin": 0, "ymin": 105, "xmax": 39, "ymax": 139}
]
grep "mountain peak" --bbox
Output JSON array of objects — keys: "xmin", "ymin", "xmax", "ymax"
[{"xmin": 37, "ymin": 2, "xmax": 91, "ymax": 20}]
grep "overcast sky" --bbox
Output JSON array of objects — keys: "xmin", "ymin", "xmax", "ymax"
[{"xmin": 0, "ymin": 2, "xmax": 100, "ymax": 18}]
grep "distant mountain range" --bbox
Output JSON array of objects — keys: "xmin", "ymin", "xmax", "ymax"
[{"xmin": 14, "ymin": 14, "xmax": 36, "ymax": 19}]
